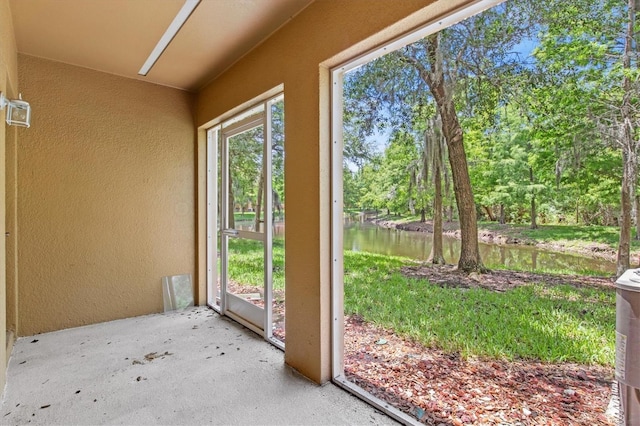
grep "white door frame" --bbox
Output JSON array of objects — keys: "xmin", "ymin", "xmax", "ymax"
[{"xmin": 206, "ymin": 93, "xmax": 283, "ymax": 348}]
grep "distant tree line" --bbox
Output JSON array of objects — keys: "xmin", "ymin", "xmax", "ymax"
[{"xmin": 343, "ymin": 0, "xmax": 639, "ymax": 274}]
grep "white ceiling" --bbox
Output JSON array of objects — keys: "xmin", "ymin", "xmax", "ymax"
[{"xmin": 10, "ymin": 0, "xmax": 313, "ymax": 92}]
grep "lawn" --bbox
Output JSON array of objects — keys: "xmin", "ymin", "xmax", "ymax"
[
  {"xmin": 227, "ymin": 238, "xmax": 615, "ymax": 366},
  {"xmin": 344, "ymin": 250, "xmax": 615, "ymax": 366},
  {"xmin": 226, "ymin": 238, "xmax": 285, "ymax": 290},
  {"xmin": 233, "ymin": 212, "xmax": 256, "ymax": 222}
]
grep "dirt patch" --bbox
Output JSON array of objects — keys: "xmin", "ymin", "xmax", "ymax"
[{"xmin": 345, "ymin": 315, "xmax": 615, "ymax": 425}]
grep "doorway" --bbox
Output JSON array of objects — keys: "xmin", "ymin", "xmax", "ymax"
[{"xmin": 207, "ymin": 94, "xmax": 285, "ymax": 348}]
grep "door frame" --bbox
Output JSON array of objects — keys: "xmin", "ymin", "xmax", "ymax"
[{"xmin": 206, "ymin": 92, "xmax": 283, "ymax": 349}]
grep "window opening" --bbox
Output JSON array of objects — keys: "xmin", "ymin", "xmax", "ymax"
[{"xmin": 331, "ymin": 0, "xmax": 618, "ymax": 424}]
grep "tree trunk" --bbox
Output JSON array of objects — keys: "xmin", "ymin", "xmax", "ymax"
[
  {"xmin": 499, "ymin": 204, "xmax": 505, "ymax": 224},
  {"xmin": 430, "ymin": 161, "xmax": 446, "ymax": 264},
  {"xmin": 530, "ymin": 167, "xmax": 538, "ymax": 229},
  {"xmin": 617, "ymin": 0, "xmax": 637, "ymax": 276},
  {"xmin": 635, "ymin": 194, "xmax": 640, "ymax": 240},
  {"xmin": 483, "ymin": 205, "xmax": 496, "ymax": 222},
  {"xmin": 618, "ymin": 153, "xmax": 632, "ymax": 276},
  {"xmin": 255, "ymin": 172, "xmax": 264, "ymax": 232},
  {"xmin": 228, "ymin": 170, "xmax": 235, "ymax": 229},
  {"xmin": 418, "ymin": 34, "xmax": 484, "ymax": 272}
]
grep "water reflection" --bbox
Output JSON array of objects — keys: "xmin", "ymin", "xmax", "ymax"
[
  {"xmin": 236, "ymin": 220, "xmax": 285, "ymax": 237},
  {"xmin": 235, "ymin": 220, "xmax": 615, "ymax": 274},
  {"xmin": 344, "ymin": 222, "xmax": 615, "ymax": 275}
]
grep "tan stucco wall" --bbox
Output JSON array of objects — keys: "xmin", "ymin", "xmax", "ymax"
[
  {"xmin": 17, "ymin": 55, "xmax": 196, "ymax": 336},
  {"xmin": 196, "ymin": 0, "xmax": 473, "ymax": 383},
  {"xmin": 1, "ymin": 0, "xmax": 19, "ymax": 393}
]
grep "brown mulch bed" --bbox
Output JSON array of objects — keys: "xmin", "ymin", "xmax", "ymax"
[{"xmin": 345, "ymin": 314, "xmax": 615, "ymax": 425}]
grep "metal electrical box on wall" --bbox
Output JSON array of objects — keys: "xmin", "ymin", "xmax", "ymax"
[{"xmin": 615, "ymin": 269, "xmax": 640, "ymax": 425}]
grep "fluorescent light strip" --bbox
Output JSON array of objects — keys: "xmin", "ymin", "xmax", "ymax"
[{"xmin": 138, "ymin": 0, "xmax": 201, "ymax": 76}]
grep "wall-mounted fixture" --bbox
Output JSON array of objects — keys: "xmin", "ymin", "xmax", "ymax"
[{"xmin": 0, "ymin": 92, "xmax": 31, "ymax": 128}]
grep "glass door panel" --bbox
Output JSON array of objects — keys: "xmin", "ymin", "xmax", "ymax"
[
  {"xmin": 221, "ymin": 120, "xmax": 268, "ymax": 333},
  {"xmin": 228, "ymin": 126, "xmax": 265, "ymax": 233},
  {"xmin": 226, "ymin": 238, "xmax": 265, "ymax": 329},
  {"xmin": 207, "ymin": 93, "xmax": 284, "ymax": 348}
]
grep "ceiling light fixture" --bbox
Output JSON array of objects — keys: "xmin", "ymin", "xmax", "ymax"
[
  {"xmin": 0, "ymin": 92, "xmax": 31, "ymax": 128},
  {"xmin": 138, "ymin": 0, "xmax": 201, "ymax": 76}
]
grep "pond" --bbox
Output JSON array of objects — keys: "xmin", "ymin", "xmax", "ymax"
[
  {"xmin": 343, "ymin": 221, "xmax": 616, "ymax": 275},
  {"xmin": 237, "ymin": 219, "xmax": 615, "ymax": 275}
]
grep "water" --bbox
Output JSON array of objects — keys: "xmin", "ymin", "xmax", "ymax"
[{"xmin": 344, "ymin": 221, "xmax": 616, "ymax": 275}]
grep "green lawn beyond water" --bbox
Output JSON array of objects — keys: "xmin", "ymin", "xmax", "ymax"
[{"xmin": 228, "ymin": 239, "xmax": 615, "ymax": 366}]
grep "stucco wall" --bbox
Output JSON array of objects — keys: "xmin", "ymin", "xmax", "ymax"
[
  {"xmin": 197, "ymin": 0, "xmax": 472, "ymax": 383},
  {"xmin": 17, "ymin": 55, "xmax": 196, "ymax": 336},
  {"xmin": 1, "ymin": 0, "xmax": 19, "ymax": 393}
]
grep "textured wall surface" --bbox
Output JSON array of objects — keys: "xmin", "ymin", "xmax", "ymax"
[
  {"xmin": 197, "ymin": 0, "xmax": 472, "ymax": 383},
  {"xmin": 17, "ymin": 55, "xmax": 196, "ymax": 335}
]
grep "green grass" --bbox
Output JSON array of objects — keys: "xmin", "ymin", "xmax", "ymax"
[
  {"xmin": 226, "ymin": 238, "xmax": 285, "ymax": 290},
  {"xmin": 344, "ymin": 250, "xmax": 615, "ymax": 366},
  {"xmin": 233, "ymin": 212, "xmax": 256, "ymax": 221},
  {"xmin": 479, "ymin": 221, "xmax": 640, "ymax": 252},
  {"xmin": 487, "ymin": 262, "xmax": 610, "ymax": 277},
  {"xmin": 223, "ymin": 239, "xmax": 615, "ymax": 366}
]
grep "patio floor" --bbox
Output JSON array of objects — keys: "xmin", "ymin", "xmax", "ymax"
[{"xmin": 1, "ymin": 307, "xmax": 397, "ymax": 425}]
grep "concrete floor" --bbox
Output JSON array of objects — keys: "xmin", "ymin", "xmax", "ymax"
[{"xmin": 1, "ymin": 307, "xmax": 398, "ymax": 425}]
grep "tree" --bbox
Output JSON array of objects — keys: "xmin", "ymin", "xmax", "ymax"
[
  {"xmin": 228, "ymin": 126, "xmax": 263, "ymax": 229},
  {"xmin": 532, "ymin": 0, "xmax": 639, "ymax": 274},
  {"xmin": 615, "ymin": 0, "xmax": 638, "ymax": 275},
  {"xmin": 424, "ymin": 115, "xmax": 447, "ymax": 264},
  {"xmin": 401, "ymin": 34, "xmax": 485, "ymax": 272}
]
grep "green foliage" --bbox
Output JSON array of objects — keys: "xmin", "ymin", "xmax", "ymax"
[
  {"xmin": 357, "ymin": 131, "xmax": 420, "ymax": 214},
  {"xmin": 229, "ymin": 127, "xmax": 263, "ymax": 213},
  {"xmin": 343, "ymin": 251, "xmax": 615, "ymax": 365},
  {"xmin": 227, "ymin": 97, "xmax": 285, "ymax": 216},
  {"xmin": 233, "ymin": 212, "xmax": 256, "ymax": 222},
  {"xmin": 271, "ymin": 99, "xmax": 285, "ymax": 207},
  {"xmin": 342, "ymin": 0, "xmax": 630, "ymax": 227}
]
